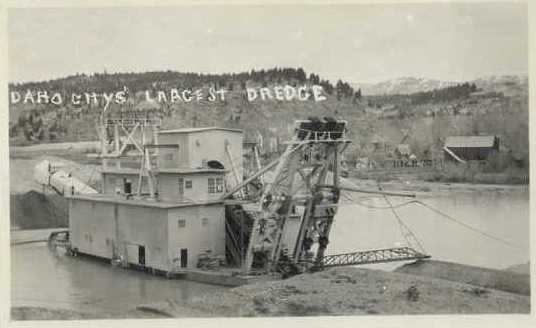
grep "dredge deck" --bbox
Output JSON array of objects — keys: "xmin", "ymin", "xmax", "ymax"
[{"xmin": 166, "ymin": 268, "xmax": 276, "ymax": 287}]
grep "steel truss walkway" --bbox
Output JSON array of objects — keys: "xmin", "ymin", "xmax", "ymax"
[{"xmin": 317, "ymin": 247, "xmax": 430, "ymax": 268}]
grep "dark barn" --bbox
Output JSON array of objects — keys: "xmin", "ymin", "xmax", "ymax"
[{"xmin": 444, "ymin": 136, "xmax": 500, "ymax": 162}]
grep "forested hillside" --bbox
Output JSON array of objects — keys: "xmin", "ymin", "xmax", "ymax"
[{"xmin": 8, "ymin": 68, "xmax": 529, "ymax": 169}]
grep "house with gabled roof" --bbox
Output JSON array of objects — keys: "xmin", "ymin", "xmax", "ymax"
[{"xmin": 443, "ymin": 135, "xmax": 500, "ymax": 162}]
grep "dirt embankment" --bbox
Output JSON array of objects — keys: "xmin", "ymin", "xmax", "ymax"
[
  {"xmin": 10, "ymin": 191, "xmax": 68, "ymax": 230},
  {"xmin": 9, "ymin": 151, "xmax": 100, "ymax": 230},
  {"xmin": 138, "ymin": 265, "xmax": 530, "ymax": 317},
  {"xmin": 395, "ymin": 260, "xmax": 530, "ymax": 296}
]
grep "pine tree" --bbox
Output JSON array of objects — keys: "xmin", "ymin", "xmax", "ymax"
[{"xmin": 296, "ymin": 68, "xmax": 306, "ymax": 82}]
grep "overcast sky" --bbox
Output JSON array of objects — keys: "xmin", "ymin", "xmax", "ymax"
[{"xmin": 8, "ymin": 2, "xmax": 528, "ymax": 84}]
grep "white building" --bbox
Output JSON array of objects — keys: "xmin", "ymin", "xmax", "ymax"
[{"xmin": 68, "ymin": 127, "xmax": 244, "ymax": 273}]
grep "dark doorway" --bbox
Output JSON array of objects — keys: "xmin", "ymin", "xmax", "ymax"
[
  {"xmin": 124, "ymin": 179, "xmax": 132, "ymax": 194},
  {"xmin": 138, "ymin": 245, "xmax": 145, "ymax": 266},
  {"xmin": 180, "ymin": 248, "xmax": 188, "ymax": 268}
]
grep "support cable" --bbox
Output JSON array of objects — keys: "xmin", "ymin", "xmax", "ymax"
[
  {"xmin": 414, "ymin": 200, "xmax": 524, "ymax": 250},
  {"xmin": 345, "ymin": 195, "xmax": 523, "ymax": 250},
  {"xmin": 377, "ymin": 183, "xmax": 426, "ymax": 254}
]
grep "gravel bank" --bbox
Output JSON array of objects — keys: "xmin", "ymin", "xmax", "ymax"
[{"xmin": 139, "ymin": 266, "xmax": 530, "ymax": 317}]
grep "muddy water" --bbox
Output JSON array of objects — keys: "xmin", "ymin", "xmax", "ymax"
[
  {"xmin": 11, "ymin": 243, "xmax": 226, "ymax": 316},
  {"xmin": 329, "ymin": 188, "xmax": 530, "ymax": 270},
  {"xmin": 11, "ymin": 188, "xmax": 530, "ymax": 316}
]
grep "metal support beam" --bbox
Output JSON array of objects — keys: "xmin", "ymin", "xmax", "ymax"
[
  {"xmin": 221, "ymin": 142, "xmax": 305, "ymax": 200},
  {"xmin": 225, "ymin": 143, "xmax": 243, "ymax": 198},
  {"xmin": 314, "ymin": 144, "xmax": 339, "ymax": 264},
  {"xmin": 242, "ymin": 140, "xmax": 299, "ymax": 272},
  {"xmin": 253, "ymin": 145, "xmax": 263, "ymax": 184},
  {"xmin": 316, "ymin": 247, "xmax": 430, "ymax": 268}
]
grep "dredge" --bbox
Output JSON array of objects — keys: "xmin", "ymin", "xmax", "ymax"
[{"xmin": 41, "ymin": 115, "xmax": 430, "ymax": 285}]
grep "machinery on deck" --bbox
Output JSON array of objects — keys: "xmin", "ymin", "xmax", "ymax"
[{"xmin": 222, "ymin": 118, "xmax": 429, "ymax": 277}]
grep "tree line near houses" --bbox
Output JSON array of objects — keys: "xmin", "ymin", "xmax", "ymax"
[{"xmin": 9, "ymin": 68, "xmax": 528, "ymax": 174}]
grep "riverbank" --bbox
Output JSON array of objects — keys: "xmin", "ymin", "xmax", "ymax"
[
  {"xmin": 395, "ymin": 260, "xmax": 531, "ymax": 295},
  {"xmin": 348, "ymin": 177, "xmax": 528, "ymax": 198},
  {"xmin": 11, "ymin": 261, "xmax": 530, "ymax": 320},
  {"xmin": 9, "ymin": 149, "xmax": 528, "ymax": 198},
  {"xmin": 135, "ymin": 263, "xmax": 530, "ymax": 317}
]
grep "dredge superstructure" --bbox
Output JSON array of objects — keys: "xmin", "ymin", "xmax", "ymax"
[{"xmin": 44, "ymin": 116, "xmax": 429, "ymax": 284}]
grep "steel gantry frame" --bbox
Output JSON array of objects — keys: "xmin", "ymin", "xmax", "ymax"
[
  {"xmin": 95, "ymin": 111, "xmax": 162, "ymax": 198},
  {"xmin": 223, "ymin": 119, "xmax": 352, "ymax": 273},
  {"xmin": 222, "ymin": 118, "xmax": 430, "ymax": 275}
]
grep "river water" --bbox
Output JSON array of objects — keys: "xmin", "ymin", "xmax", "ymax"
[
  {"xmin": 10, "ymin": 244, "xmax": 226, "ymax": 315},
  {"xmin": 329, "ymin": 187, "xmax": 530, "ymax": 270},
  {"xmin": 11, "ymin": 187, "xmax": 530, "ymax": 316}
]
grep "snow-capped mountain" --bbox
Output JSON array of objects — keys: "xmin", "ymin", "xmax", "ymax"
[
  {"xmin": 353, "ymin": 77, "xmax": 458, "ymax": 95},
  {"xmin": 353, "ymin": 75, "xmax": 527, "ymax": 96}
]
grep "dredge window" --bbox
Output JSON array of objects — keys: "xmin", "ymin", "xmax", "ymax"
[{"xmin": 209, "ymin": 177, "xmax": 224, "ymax": 193}]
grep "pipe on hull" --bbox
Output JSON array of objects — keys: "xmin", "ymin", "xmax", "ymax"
[{"xmin": 34, "ymin": 160, "xmax": 98, "ymax": 195}]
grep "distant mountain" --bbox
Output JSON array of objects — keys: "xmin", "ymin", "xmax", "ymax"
[
  {"xmin": 353, "ymin": 75, "xmax": 528, "ymax": 96},
  {"xmin": 472, "ymin": 75, "xmax": 528, "ymax": 97},
  {"xmin": 505, "ymin": 262, "xmax": 530, "ymax": 275},
  {"xmin": 353, "ymin": 77, "xmax": 458, "ymax": 96}
]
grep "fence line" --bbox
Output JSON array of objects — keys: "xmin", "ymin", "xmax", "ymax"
[{"xmin": 351, "ymin": 158, "xmax": 445, "ymax": 172}]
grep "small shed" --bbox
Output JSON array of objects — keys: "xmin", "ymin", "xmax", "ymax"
[{"xmin": 444, "ymin": 136, "xmax": 500, "ymax": 161}]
